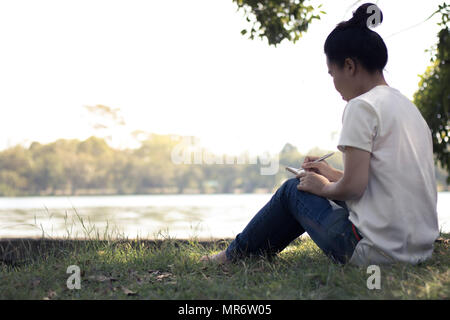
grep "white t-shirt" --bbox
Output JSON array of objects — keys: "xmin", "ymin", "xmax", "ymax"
[{"xmin": 337, "ymin": 85, "xmax": 439, "ymax": 266}]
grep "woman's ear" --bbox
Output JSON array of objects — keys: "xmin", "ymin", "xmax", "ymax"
[{"xmin": 344, "ymin": 58, "xmax": 357, "ymax": 76}]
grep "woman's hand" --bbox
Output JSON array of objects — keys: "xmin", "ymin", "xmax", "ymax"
[
  {"xmin": 301, "ymin": 156, "xmax": 343, "ymax": 182},
  {"xmin": 296, "ymin": 171, "xmax": 331, "ymax": 196}
]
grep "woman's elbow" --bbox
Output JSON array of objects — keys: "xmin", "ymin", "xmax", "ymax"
[
  {"xmin": 347, "ymin": 183, "xmax": 367, "ymax": 200},
  {"xmin": 346, "ymin": 190, "xmax": 365, "ymax": 200}
]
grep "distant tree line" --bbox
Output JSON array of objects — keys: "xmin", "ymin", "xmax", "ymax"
[
  {"xmin": 0, "ymin": 135, "xmax": 303, "ymax": 196},
  {"xmin": 0, "ymin": 134, "xmax": 448, "ymax": 197}
]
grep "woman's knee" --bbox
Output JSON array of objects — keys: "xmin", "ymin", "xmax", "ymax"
[
  {"xmin": 278, "ymin": 178, "xmax": 331, "ymax": 213},
  {"xmin": 283, "ymin": 177, "xmax": 313, "ymax": 199},
  {"xmin": 281, "ymin": 177, "xmax": 299, "ymax": 192}
]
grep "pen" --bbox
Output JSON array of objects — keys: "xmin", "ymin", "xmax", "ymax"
[
  {"xmin": 313, "ymin": 152, "xmax": 335, "ymax": 163},
  {"xmin": 285, "ymin": 152, "xmax": 335, "ymax": 175}
]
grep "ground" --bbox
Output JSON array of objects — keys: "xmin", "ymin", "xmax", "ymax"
[{"xmin": 1, "ymin": 233, "xmax": 448, "ymax": 299}]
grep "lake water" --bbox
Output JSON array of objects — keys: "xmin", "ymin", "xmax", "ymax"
[{"xmin": 0, "ymin": 192, "xmax": 449, "ymax": 239}]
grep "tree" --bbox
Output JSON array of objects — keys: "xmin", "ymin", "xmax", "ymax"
[
  {"xmin": 279, "ymin": 142, "xmax": 303, "ymax": 168},
  {"xmin": 234, "ymin": 0, "xmax": 325, "ymax": 46},
  {"xmin": 133, "ymin": 133, "xmax": 180, "ymax": 191},
  {"xmin": 414, "ymin": 3, "xmax": 450, "ymax": 183}
]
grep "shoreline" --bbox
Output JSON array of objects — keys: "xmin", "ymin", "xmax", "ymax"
[{"xmin": 0, "ymin": 237, "xmax": 233, "ymax": 265}]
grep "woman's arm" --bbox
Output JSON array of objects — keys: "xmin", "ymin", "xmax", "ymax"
[
  {"xmin": 321, "ymin": 147, "xmax": 370, "ymax": 200},
  {"xmin": 327, "ymin": 168, "xmax": 344, "ymax": 182}
]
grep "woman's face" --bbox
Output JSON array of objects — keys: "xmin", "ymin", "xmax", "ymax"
[{"xmin": 326, "ymin": 57, "xmax": 354, "ymax": 102}]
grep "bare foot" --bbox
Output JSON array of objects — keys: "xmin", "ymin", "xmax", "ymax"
[{"xmin": 200, "ymin": 250, "xmax": 229, "ymax": 264}]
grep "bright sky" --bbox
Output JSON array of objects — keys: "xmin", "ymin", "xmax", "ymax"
[{"xmin": 0, "ymin": 0, "xmax": 444, "ymax": 157}]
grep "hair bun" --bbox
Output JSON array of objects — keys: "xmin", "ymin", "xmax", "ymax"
[{"xmin": 346, "ymin": 3, "xmax": 383, "ymax": 29}]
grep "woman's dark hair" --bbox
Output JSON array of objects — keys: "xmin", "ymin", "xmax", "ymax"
[{"xmin": 324, "ymin": 3, "xmax": 388, "ymax": 73}]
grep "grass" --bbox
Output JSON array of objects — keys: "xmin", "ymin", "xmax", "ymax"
[{"xmin": 0, "ymin": 213, "xmax": 449, "ymax": 300}]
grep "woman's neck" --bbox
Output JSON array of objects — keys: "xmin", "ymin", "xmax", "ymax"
[{"xmin": 355, "ymin": 72, "xmax": 388, "ymax": 96}]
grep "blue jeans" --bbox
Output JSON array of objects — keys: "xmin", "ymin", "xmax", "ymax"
[{"xmin": 225, "ymin": 178, "xmax": 362, "ymax": 264}]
